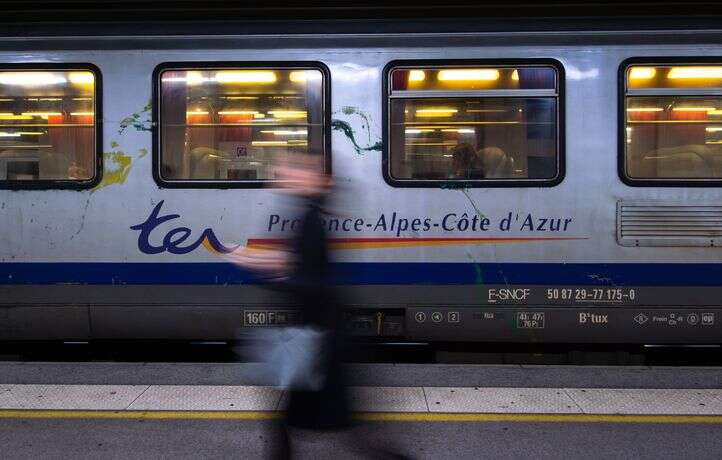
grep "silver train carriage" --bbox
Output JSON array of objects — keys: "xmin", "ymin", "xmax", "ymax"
[{"xmin": 0, "ymin": 30, "xmax": 721, "ymax": 344}]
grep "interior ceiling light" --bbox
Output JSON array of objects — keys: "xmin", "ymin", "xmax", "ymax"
[
  {"xmin": 21, "ymin": 112, "xmax": 61, "ymax": 117},
  {"xmin": 215, "ymin": 70, "xmax": 276, "ymax": 84},
  {"xmin": 252, "ymin": 140, "xmax": 288, "ymax": 146},
  {"xmin": 289, "ymin": 70, "xmax": 320, "ymax": 83},
  {"xmin": 0, "ymin": 72, "xmax": 66, "ymax": 86},
  {"xmin": 416, "ymin": 108, "xmax": 458, "ymax": 117},
  {"xmin": 0, "ymin": 113, "xmax": 32, "ymax": 120},
  {"xmin": 668, "ymin": 66, "xmax": 722, "ymax": 79},
  {"xmin": 268, "ymin": 110, "xmax": 307, "ymax": 119},
  {"xmin": 629, "ymin": 67, "xmax": 656, "ymax": 79},
  {"xmin": 68, "ymin": 72, "xmax": 95, "ymax": 85},
  {"xmin": 441, "ymin": 128, "xmax": 475, "ymax": 133},
  {"xmin": 218, "ymin": 110, "xmax": 259, "ymax": 115},
  {"xmin": 672, "ymin": 107, "xmax": 716, "ymax": 112},
  {"xmin": 408, "ymin": 70, "xmax": 426, "ymax": 82},
  {"xmin": 289, "ymin": 71, "xmax": 308, "ymax": 83},
  {"xmin": 438, "ymin": 69, "xmax": 499, "ymax": 81},
  {"xmin": 260, "ymin": 130, "xmax": 307, "ymax": 135}
]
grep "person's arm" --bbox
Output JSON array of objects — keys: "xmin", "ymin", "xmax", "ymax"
[{"xmin": 222, "ymin": 246, "xmax": 290, "ymax": 282}]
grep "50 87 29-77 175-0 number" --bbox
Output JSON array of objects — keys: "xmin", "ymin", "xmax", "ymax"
[{"xmin": 546, "ymin": 288, "xmax": 636, "ymax": 302}]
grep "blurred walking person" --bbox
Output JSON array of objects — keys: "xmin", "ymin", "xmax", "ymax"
[
  {"xmin": 227, "ymin": 153, "xmax": 412, "ymax": 459},
  {"xmin": 226, "ymin": 153, "xmax": 350, "ymax": 459}
]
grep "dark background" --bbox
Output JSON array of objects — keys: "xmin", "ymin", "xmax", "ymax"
[{"xmin": 3, "ymin": 1, "xmax": 722, "ymax": 35}]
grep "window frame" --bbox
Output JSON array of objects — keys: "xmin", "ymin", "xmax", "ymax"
[
  {"xmin": 0, "ymin": 62, "xmax": 102, "ymax": 191},
  {"xmin": 152, "ymin": 61, "xmax": 331, "ymax": 189},
  {"xmin": 382, "ymin": 58, "xmax": 565, "ymax": 188},
  {"xmin": 619, "ymin": 56, "xmax": 722, "ymax": 187}
]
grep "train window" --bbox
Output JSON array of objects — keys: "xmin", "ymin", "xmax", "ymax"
[
  {"xmin": 622, "ymin": 61, "xmax": 722, "ymax": 185},
  {"xmin": 0, "ymin": 65, "xmax": 100, "ymax": 189},
  {"xmin": 384, "ymin": 61, "xmax": 563, "ymax": 187},
  {"xmin": 154, "ymin": 63, "xmax": 329, "ymax": 187}
]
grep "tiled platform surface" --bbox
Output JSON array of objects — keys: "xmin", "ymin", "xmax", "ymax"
[{"xmin": 1, "ymin": 384, "xmax": 721, "ymax": 415}]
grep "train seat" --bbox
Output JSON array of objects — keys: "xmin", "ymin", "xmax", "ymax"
[{"xmin": 640, "ymin": 145, "xmax": 718, "ymax": 178}]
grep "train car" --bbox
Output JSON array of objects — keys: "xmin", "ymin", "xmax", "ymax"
[{"xmin": 0, "ymin": 12, "xmax": 722, "ymax": 344}]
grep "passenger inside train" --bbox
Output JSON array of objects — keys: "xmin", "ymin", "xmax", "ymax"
[
  {"xmin": 449, "ymin": 142, "xmax": 484, "ymax": 179},
  {"xmin": 478, "ymin": 146, "xmax": 514, "ymax": 178}
]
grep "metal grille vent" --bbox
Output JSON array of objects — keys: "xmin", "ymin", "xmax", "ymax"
[{"xmin": 617, "ymin": 201, "xmax": 722, "ymax": 247}]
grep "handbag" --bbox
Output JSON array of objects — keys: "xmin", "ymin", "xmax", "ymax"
[{"xmin": 255, "ymin": 326, "xmax": 328, "ymax": 391}]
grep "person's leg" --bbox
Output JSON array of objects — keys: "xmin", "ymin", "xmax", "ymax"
[
  {"xmin": 267, "ymin": 419, "xmax": 291, "ymax": 460},
  {"xmin": 332, "ymin": 426, "xmax": 415, "ymax": 460}
]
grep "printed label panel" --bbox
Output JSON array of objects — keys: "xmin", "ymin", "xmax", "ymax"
[
  {"xmin": 486, "ymin": 286, "xmax": 640, "ymax": 305},
  {"xmin": 405, "ymin": 307, "xmax": 722, "ymax": 343},
  {"xmin": 243, "ymin": 310, "xmax": 300, "ymax": 327},
  {"xmin": 516, "ymin": 312, "xmax": 545, "ymax": 329}
]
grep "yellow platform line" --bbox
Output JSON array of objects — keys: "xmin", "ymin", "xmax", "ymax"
[{"xmin": 1, "ymin": 410, "xmax": 721, "ymax": 424}]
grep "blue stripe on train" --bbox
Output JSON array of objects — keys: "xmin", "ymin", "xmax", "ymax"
[{"xmin": 0, "ymin": 262, "xmax": 720, "ymax": 286}]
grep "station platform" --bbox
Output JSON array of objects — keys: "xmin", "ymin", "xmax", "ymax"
[
  {"xmin": 0, "ymin": 383, "xmax": 721, "ymax": 421},
  {"xmin": 0, "ymin": 363, "xmax": 720, "ymax": 459}
]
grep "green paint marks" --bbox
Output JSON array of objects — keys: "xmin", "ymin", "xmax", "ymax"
[
  {"xmin": 439, "ymin": 184, "xmax": 487, "ymax": 220},
  {"xmin": 460, "ymin": 189, "xmax": 486, "ymax": 220},
  {"xmin": 93, "ymin": 147, "xmax": 132, "ymax": 192},
  {"xmin": 119, "ymin": 100, "xmax": 152, "ymax": 134},
  {"xmin": 340, "ymin": 106, "xmax": 373, "ymax": 143},
  {"xmin": 439, "ymin": 182, "xmax": 468, "ymax": 190},
  {"xmin": 331, "ymin": 119, "xmax": 382, "ymax": 155},
  {"xmin": 90, "ymin": 99, "xmax": 153, "ymax": 190},
  {"xmin": 474, "ymin": 263, "xmax": 484, "ymax": 285},
  {"xmin": 331, "ymin": 106, "xmax": 382, "ymax": 155},
  {"xmin": 93, "ymin": 141, "xmax": 148, "ymax": 192},
  {"xmin": 466, "ymin": 252, "xmax": 485, "ymax": 285}
]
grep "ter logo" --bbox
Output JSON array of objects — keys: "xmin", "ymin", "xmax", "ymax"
[{"xmin": 130, "ymin": 200, "xmax": 238, "ymax": 255}]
